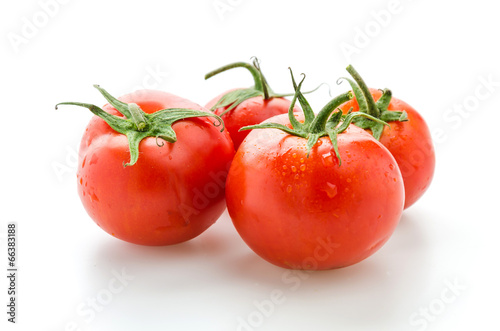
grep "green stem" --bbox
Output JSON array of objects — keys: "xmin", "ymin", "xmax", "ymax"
[
  {"xmin": 205, "ymin": 61, "xmax": 264, "ymax": 92},
  {"xmin": 346, "ymin": 65, "xmax": 380, "ymax": 118},
  {"xmin": 310, "ymin": 92, "xmax": 353, "ymax": 134}
]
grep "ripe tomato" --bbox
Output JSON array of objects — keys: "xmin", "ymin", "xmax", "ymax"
[
  {"xmin": 338, "ymin": 66, "xmax": 435, "ymax": 209},
  {"xmin": 58, "ymin": 86, "xmax": 234, "ymax": 246},
  {"xmin": 225, "ymin": 73, "xmax": 404, "ymax": 270},
  {"xmin": 205, "ymin": 58, "xmax": 301, "ymax": 148},
  {"xmin": 206, "ymin": 91, "xmax": 298, "ymax": 149}
]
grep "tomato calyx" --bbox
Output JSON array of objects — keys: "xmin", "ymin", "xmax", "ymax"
[
  {"xmin": 56, "ymin": 85, "xmax": 224, "ymax": 167},
  {"xmin": 240, "ymin": 69, "xmax": 388, "ymax": 165},
  {"xmin": 338, "ymin": 65, "xmax": 409, "ymax": 140},
  {"xmin": 205, "ymin": 57, "xmax": 322, "ymax": 116}
]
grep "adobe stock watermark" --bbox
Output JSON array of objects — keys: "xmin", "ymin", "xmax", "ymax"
[
  {"xmin": 236, "ymin": 236, "xmax": 340, "ymax": 331},
  {"xmin": 126, "ymin": 64, "xmax": 170, "ymax": 98},
  {"xmin": 7, "ymin": 0, "xmax": 72, "ymax": 54},
  {"xmin": 212, "ymin": 0, "xmax": 245, "ymax": 21},
  {"xmin": 62, "ymin": 268, "xmax": 135, "ymax": 331},
  {"xmin": 432, "ymin": 73, "xmax": 500, "ymax": 146},
  {"xmin": 408, "ymin": 277, "xmax": 466, "ymax": 331},
  {"xmin": 339, "ymin": 0, "xmax": 413, "ymax": 62}
]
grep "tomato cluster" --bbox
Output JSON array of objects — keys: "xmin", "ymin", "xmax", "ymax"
[{"xmin": 58, "ymin": 59, "xmax": 434, "ymax": 270}]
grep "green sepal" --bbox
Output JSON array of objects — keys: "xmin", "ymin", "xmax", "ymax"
[
  {"xmin": 240, "ymin": 69, "xmax": 389, "ymax": 164},
  {"xmin": 56, "ymin": 86, "xmax": 224, "ymax": 167},
  {"xmin": 93, "ymin": 84, "xmax": 132, "ymax": 118},
  {"xmin": 376, "ymin": 88, "xmax": 392, "ymax": 111},
  {"xmin": 289, "ymin": 70, "xmax": 315, "ymax": 126},
  {"xmin": 241, "ymin": 122, "xmax": 303, "ymax": 137},
  {"xmin": 211, "ymin": 88, "xmax": 263, "ymax": 116},
  {"xmin": 336, "ymin": 65, "xmax": 409, "ymax": 141}
]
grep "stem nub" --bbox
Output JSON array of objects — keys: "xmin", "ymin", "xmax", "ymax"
[{"xmin": 128, "ymin": 103, "xmax": 148, "ymax": 131}]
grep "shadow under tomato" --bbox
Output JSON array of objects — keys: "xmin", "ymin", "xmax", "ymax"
[
  {"xmin": 80, "ymin": 219, "xmax": 236, "ymax": 290},
  {"xmin": 223, "ymin": 209, "xmax": 433, "ymax": 329}
]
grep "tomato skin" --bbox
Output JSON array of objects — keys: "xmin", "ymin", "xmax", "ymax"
[
  {"xmin": 206, "ymin": 90, "xmax": 298, "ymax": 149},
  {"xmin": 225, "ymin": 113, "xmax": 404, "ymax": 270},
  {"xmin": 339, "ymin": 88, "xmax": 435, "ymax": 209},
  {"xmin": 77, "ymin": 90, "xmax": 235, "ymax": 246}
]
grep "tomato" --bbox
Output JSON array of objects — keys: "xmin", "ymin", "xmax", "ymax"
[
  {"xmin": 338, "ymin": 66, "xmax": 435, "ymax": 209},
  {"xmin": 57, "ymin": 86, "xmax": 234, "ymax": 246},
  {"xmin": 225, "ymin": 72, "xmax": 404, "ymax": 270},
  {"xmin": 205, "ymin": 58, "xmax": 301, "ymax": 148},
  {"xmin": 206, "ymin": 91, "xmax": 298, "ymax": 149}
]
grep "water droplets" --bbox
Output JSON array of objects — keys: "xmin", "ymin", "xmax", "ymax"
[
  {"xmin": 323, "ymin": 182, "xmax": 338, "ymax": 198},
  {"xmin": 300, "ymin": 164, "xmax": 306, "ymax": 172},
  {"xmin": 90, "ymin": 192, "xmax": 99, "ymax": 202},
  {"xmin": 286, "ymin": 185, "xmax": 292, "ymax": 193},
  {"xmin": 89, "ymin": 153, "xmax": 99, "ymax": 165},
  {"xmin": 321, "ymin": 152, "xmax": 334, "ymax": 167}
]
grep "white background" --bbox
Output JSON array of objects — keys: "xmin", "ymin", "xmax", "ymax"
[{"xmin": 1, "ymin": 0, "xmax": 499, "ymax": 330}]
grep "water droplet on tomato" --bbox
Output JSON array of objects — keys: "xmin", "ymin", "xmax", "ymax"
[
  {"xmin": 321, "ymin": 152, "xmax": 334, "ymax": 167},
  {"xmin": 81, "ymin": 157, "xmax": 86, "ymax": 168},
  {"xmin": 286, "ymin": 185, "xmax": 292, "ymax": 193},
  {"xmin": 90, "ymin": 192, "xmax": 99, "ymax": 202},
  {"xmin": 323, "ymin": 182, "xmax": 338, "ymax": 198},
  {"xmin": 294, "ymin": 174, "xmax": 299, "ymax": 180},
  {"xmin": 300, "ymin": 164, "xmax": 306, "ymax": 172},
  {"xmin": 292, "ymin": 153, "xmax": 297, "ymax": 158},
  {"xmin": 300, "ymin": 158, "xmax": 305, "ymax": 163},
  {"xmin": 291, "ymin": 166, "xmax": 297, "ymax": 172},
  {"xmin": 90, "ymin": 154, "xmax": 98, "ymax": 165},
  {"xmin": 389, "ymin": 163, "xmax": 395, "ymax": 170},
  {"xmin": 282, "ymin": 165, "xmax": 288, "ymax": 170}
]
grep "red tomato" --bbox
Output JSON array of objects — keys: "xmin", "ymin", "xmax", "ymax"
[
  {"xmin": 225, "ymin": 73, "xmax": 404, "ymax": 270},
  {"xmin": 205, "ymin": 59, "xmax": 301, "ymax": 149},
  {"xmin": 60, "ymin": 87, "xmax": 234, "ymax": 246},
  {"xmin": 339, "ymin": 82, "xmax": 435, "ymax": 209},
  {"xmin": 206, "ymin": 91, "xmax": 297, "ymax": 148}
]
